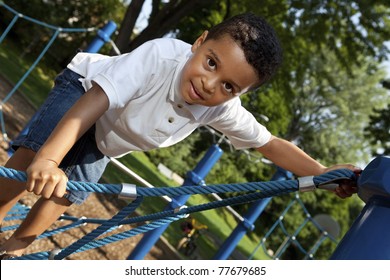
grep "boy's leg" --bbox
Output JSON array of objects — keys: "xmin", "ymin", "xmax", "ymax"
[
  {"xmin": 1, "ymin": 196, "xmax": 71, "ymax": 257},
  {"xmin": 0, "ymin": 69, "xmax": 92, "ymax": 257},
  {"xmin": 0, "ymin": 128, "xmax": 110, "ymax": 257},
  {"xmin": 0, "ymin": 147, "xmax": 72, "ymax": 257},
  {"xmin": 0, "ymin": 69, "xmax": 85, "ymax": 223},
  {"xmin": 0, "ymin": 147, "xmax": 36, "ymax": 222}
]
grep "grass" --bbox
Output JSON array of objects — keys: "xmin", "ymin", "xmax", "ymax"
[
  {"xmin": 0, "ymin": 40, "xmax": 56, "ymax": 108},
  {"xmin": 0, "ymin": 41, "xmax": 269, "ymax": 260}
]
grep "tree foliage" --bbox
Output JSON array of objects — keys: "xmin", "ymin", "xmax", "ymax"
[
  {"xmin": 364, "ymin": 86, "xmax": 390, "ymax": 156},
  {"xmin": 1, "ymin": 0, "xmax": 126, "ymax": 69}
]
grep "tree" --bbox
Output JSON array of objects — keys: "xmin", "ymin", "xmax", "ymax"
[
  {"xmin": 364, "ymin": 78, "xmax": 390, "ymax": 156},
  {"xmin": 1, "ymin": 0, "xmax": 126, "ymax": 70},
  {"xmin": 114, "ymin": 0, "xmax": 221, "ymax": 53}
]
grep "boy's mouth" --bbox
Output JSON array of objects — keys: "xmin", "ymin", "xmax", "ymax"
[{"xmin": 190, "ymin": 82, "xmax": 204, "ymax": 101}]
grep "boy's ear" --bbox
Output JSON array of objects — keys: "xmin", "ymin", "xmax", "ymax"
[{"xmin": 191, "ymin": 31, "xmax": 208, "ymax": 52}]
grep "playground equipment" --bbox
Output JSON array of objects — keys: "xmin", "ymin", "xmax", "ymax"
[
  {"xmin": 0, "ymin": 4, "xmax": 117, "ymax": 154},
  {"xmin": 214, "ymin": 167, "xmax": 292, "ymax": 260},
  {"xmin": 0, "ymin": 163, "xmax": 357, "ymax": 260},
  {"xmin": 1, "ymin": 156, "xmax": 390, "ymax": 260},
  {"xmin": 330, "ymin": 156, "xmax": 390, "ymax": 259},
  {"xmin": 128, "ymin": 144, "xmax": 223, "ymax": 259},
  {"xmin": 0, "ymin": 1, "xmax": 99, "ymax": 141},
  {"xmin": 2, "ymin": 3, "xmax": 389, "ymax": 260}
]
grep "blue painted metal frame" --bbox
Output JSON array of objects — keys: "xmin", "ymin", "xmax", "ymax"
[
  {"xmin": 213, "ymin": 167, "xmax": 292, "ymax": 259},
  {"xmin": 331, "ymin": 156, "xmax": 390, "ymax": 259},
  {"xmin": 127, "ymin": 144, "xmax": 223, "ymax": 259}
]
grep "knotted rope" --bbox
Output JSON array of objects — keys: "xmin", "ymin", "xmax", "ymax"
[
  {"xmin": 0, "ymin": 166, "xmax": 356, "ymax": 198},
  {"xmin": 0, "ymin": 166, "xmax": 357, "ymax": 259}
]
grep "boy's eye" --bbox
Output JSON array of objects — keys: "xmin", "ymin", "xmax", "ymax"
[
  {"xmin": 207, "ymin": 58, "xmax": 216, "ymax": 70},
  {"xmin": 223, "ymin": 82, "xmax": 234, "ymax": 94}
]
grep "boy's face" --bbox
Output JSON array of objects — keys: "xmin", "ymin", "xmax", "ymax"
[{"xmin": 180, "ymin": 31, "xmax": 260, "ymax": 107}]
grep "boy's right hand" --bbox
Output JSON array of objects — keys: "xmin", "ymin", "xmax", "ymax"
[{"xmin": 26, "ymin": 159, "xmax": 68, "ymax": 199}]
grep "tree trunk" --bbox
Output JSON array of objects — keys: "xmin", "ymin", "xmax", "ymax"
[
  {"xmin": 117, "ymin": 0, "xmax": 214, "ymax": 53},
  {"xmin": 114, "ymin": 0, "xmax": 146, "ymax": 53}
]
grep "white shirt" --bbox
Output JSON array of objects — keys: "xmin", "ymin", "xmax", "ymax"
[{"xmin": 67, "ymin": 38, "xmax": 271, "ymax": 158}]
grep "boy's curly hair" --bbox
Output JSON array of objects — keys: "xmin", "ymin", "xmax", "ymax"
[{"xmin": 206, "ymin": 13, "xmax": 282, "ymax": 86}]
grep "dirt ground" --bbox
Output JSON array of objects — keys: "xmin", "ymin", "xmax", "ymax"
[{"xmin": 0, "ymin": 75, "xmax": 181, "ymax": 260}]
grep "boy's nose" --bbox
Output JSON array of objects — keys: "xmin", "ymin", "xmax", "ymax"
[{"xmin": 202, "ymin": 76, "xmax": 217, "ymax": 95}]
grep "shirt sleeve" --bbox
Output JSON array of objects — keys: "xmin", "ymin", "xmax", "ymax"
[
  {"xmin": 91, "ymin": 41, "xmax": 159, "ymax": 109},
  {"xmin": 208, "ymin": 98, "xmax": 272, "ymax": 149}
]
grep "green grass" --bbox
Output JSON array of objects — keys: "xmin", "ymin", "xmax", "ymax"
[
  {"xmin": 0, "ymin": 42, "xmax": 269, "ymax": 260},
  {"xmin": 0, "ymin": 40, "xmax": 56, "ymax": 107}
]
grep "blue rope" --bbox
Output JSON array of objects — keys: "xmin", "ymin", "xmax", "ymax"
[
  {"xmin": 0, "ymin": 166, "xmax": 356, "ymax": 259},
  {"xmin": 54, "ymin": 181, "xmax": 297, "ymax": 259},
  {"xmin": 0, "ymin": 2, "xmax": 96, "ymax": 139},
  {"xmin": 60, "ymin": 215, "xmax": 187, "ymax": 257},
  {"xmin": 0, "ymin": 2, "xmax": 95, "ymax": 32},
  {"xmin": 13, "ymin": 214, "xmax": 186, "ymax": 260},
  {"xmin": 0, "ymin": 166, "xmax": 356, "ymax": 197},
  {"xmin": 13, "ymin": 251, "xmax": 50, "ymax": 260},
  {"xmin": 0, "ymin": 12, "xmax": 19, "ymax": 44},
  {"xmin": 52, "ymin": 196, "xmax": 143, "ymax": 260},
  {"xmin": 248, "ymin": 193, "xmax": 342, "ymax": 260},
  {"xmin": 37, "ymin": 220, "xmax": 85, "ymax": 240}
]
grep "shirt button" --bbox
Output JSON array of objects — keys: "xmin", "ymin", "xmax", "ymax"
[
  {"xmin": 168, "ymin": 117, "xmax": 174, "ymax": 123},
  {"xmin": 177, "ymin": 104, "xmax": 183, "ymax": 108}
]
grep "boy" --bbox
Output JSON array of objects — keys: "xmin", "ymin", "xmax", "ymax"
[{"xmin": 0, "ymin": 13, "xmax": 359, "ymax": 259}]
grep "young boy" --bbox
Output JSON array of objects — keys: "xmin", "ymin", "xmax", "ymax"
[{"xmin": 0, "ymin": 13, "xmax": 359, "ymax": 259}]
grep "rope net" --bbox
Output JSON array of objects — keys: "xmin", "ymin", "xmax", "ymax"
[
  {"xmin": 0, "ymin": 2, "xmax": 96, "ymax": 141},
  {"xmin": 0, "ymin": 166, "xmax": 356, "ymax": 260}
]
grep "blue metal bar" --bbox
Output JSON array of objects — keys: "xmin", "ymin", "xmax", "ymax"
[
  {"xmin": 330, "ymin": 156, "xmax": 390, "ymax": 259},
  {"xmin": 213, "ymin": 166, "xmax": 292, "ymax": 260},
  {"xmin": 127, "ymin": 144, "xmax": 223, "ymax": 260},
  {"xmin": 84, "ymin": 21, "xmax": 117, "ymax": 53}
]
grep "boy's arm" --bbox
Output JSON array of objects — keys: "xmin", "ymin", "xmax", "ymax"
[
  {"xmin": 26, "ymin": 83, "xmax": 109, "ymax": 199},
  {"xmin": 256, "ymin": 136, "xmax": 327, "ymax": 176},
  {"xmin": 256, "ymin": 136, "xmax": 359, "ymax": 198}
]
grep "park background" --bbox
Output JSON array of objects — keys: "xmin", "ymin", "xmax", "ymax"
[{"xmin": 0, "ymin": 0, "xmax": 389, "ymax": 260}]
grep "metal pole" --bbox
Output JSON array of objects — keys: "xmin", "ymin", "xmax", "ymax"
[
  {"xmin": 213, "ymin": 166, "xmax": 292, "ymax": 260},
  {"xmin": 83, "ymin": 21, "xmax": 117, "ymax": 53},
  {"xmin": 330, "ymin": 156, "xmax": 390, "ymax": 259},
  {"xmin": 127, "ymin": 144, "xmax": 223, "ymax": 260}
]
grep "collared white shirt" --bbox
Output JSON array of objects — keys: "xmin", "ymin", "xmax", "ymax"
[{"xmin": 67, "ymin": 38, "xmax": 271, "ymax": 158}]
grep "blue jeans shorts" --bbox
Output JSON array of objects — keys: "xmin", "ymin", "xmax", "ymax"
[{"xmin": 12, "ymin": 68, "xmax": 110, "ymax": 204}]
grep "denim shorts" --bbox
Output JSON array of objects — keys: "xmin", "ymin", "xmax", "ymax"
[{"xmin": 12, "ymin": 68, "xmax": 110, "ymax": 204}]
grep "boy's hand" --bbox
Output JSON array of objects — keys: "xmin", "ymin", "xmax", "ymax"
[
  {"xmin": 323, "ymin": 164, "xmax": 361, "ymax": 199},
  {"xmin": 26, "ymin": 159, "xmax": 68, "ymax": 199}
]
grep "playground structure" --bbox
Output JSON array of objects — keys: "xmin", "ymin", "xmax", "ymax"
[
  {"xmin": 1, "ymin": 155, "xmax": 390, "ymax": 260},
  {"xmin": 1, "ymin": 3, "xmax": 389, "ymax": 260}
]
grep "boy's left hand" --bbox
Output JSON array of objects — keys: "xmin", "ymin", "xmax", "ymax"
[{"xmin": 323, "ymin": 164, "xmax": 362, "ymax": 198}]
